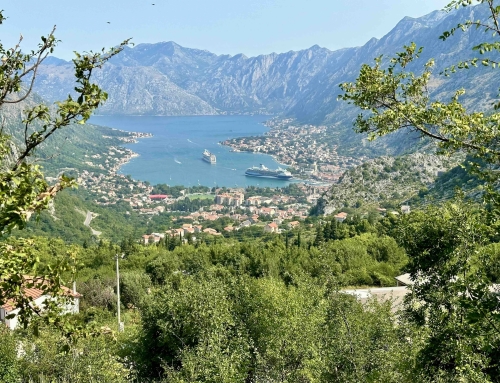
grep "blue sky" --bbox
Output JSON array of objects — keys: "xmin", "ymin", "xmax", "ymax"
[{"xmin": 3, "ymin": 0, "xmax": 450, "ymax": 59}]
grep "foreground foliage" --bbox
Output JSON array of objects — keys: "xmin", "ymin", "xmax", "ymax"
[
  {"xmin": 0, "ymin": 10, "xmax": 128, "ymax": 328},
  {"xmin": 339, "ymin": 1, "xmax": 500, "ymax": 381},
  {"xmin": 135, "ymin": 275, "xmax": 407, "ymax": 382}
]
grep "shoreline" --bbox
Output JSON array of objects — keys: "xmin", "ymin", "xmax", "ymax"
[
  {"xmin": 92, "ymin": 112, "xmax": 275, "ymax": 118},
  {"xmin": 222, "ymin": 145, "xmax": 294, "ymax": 168},
  {"xmin": 96, "ymin": 115, "xmax": 304, "ymax": 188},
  {"xmin": 112, "ymin": 132, "xmax": 153, "ymax": 175}
]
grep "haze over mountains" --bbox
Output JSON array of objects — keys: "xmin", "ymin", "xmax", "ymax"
[{"xmin": 34, "ymin": 5, "xmax": 496, "ymax": 125}]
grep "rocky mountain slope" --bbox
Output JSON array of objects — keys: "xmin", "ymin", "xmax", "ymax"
[
  {"xmin": 315, "ymin": 153, "xmax": 461, "ymax": 215},
  {"xmin": 34, "ymin": 5, "xmax": 496, "ymax": 121}
]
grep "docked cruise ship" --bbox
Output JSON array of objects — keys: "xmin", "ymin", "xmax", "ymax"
[
  {"xmin": 202, "ymin": 149, "xmax": 216, "ymax": 164},
  {"xmin": 245, "ymin": 164, "xmax": 293, "ymax": 180}
]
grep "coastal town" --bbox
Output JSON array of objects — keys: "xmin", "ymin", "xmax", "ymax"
[
  {"xmin": 140, "ymin": 185, "xmax": 329, "ymax": 244},
  {"xmin": 81, "ymin": 163, "xmax": 329, "ymax": 241},
  {"xmin": 221, "ymin": 118, "xmax": 368, "ymax": 183},
  {"xmin": 76, "ymin": 131, "xmax": 155, "ymax": 205},
  {"xmin": 73, "ymin": 129, "xmax": 331, "ymax": 242}
]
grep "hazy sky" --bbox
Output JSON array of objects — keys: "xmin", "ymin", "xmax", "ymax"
[{"xmin": 3, "ymin": 0, "xmax": 451, "ymax": 59}]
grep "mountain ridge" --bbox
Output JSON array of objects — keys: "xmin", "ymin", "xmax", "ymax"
[{"xmin": 33, "ymin": 5, "xmax": 496, "ymax": 125}]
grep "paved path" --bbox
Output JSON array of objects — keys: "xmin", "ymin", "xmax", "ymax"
[
  {"xmin": 83, "ymin": 210, "xmax": 102, "ymax": 236},
  {"xmin": 84, "ymin": 211, "xmax": 92, "ymax": 226}
]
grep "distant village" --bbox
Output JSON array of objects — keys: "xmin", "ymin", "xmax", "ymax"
[
  {"xmin": 221, "ymin": 118, "xmax": 368, "ymax": 183},
  {"xmin": 140, "ymin": 192, "xmax": 412, "ymax": 245}
]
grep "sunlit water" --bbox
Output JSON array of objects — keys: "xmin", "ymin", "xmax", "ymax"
[{"xmin": 90, "ymin": 115, "xmax": 291, "ymax": 188}]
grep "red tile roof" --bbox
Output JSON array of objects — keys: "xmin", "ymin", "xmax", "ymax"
[
  {"xmin": 1, "ymin": 276, "xmax": 81, "ymax": 312},
  {"xmin": 149, "ymin": 194, "xmax": 169, "ymax": 199}
]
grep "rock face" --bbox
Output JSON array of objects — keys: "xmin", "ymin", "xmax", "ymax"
[
  {"xmin": 287, "ymin": 5, "xmax": 498, "ymax": 125},
  {"xmin": 317, "ymin": 153, "xmax": 459, "ymax": 215},
  {"xmin": 34, "ymin": 5, "xmax": 496, "ymax": 120}
]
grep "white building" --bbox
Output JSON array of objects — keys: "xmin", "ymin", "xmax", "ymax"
[{"xmin": 0, "ymin": 278, "xmax": 81, "ymax": 330}]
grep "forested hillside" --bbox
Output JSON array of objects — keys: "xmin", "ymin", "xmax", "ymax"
[{"xmin": 0, "ymin": 91, "xmax": 134, "ymax": 177}]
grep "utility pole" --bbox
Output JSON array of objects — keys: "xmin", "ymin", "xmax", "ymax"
[{"xmin": 116, "ymin": 253, "xmax": 124, "ymax": 332}]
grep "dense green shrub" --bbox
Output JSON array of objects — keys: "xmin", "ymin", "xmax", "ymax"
[
  {"xmin": 0, "ymin": 326, "xmax": 20, "ymax": 383},
  {"xmin": 120, "ymin": 271, "xmax": 152, "ymax": 308}
]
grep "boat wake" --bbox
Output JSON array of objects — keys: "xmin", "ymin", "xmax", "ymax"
[
  {"xmin": 174, "ymin": 158, "xmax": 182, "ymax": 164},
  {"xmin": 187, "ymin": 139, "xmax": 201, "ymax": 146}
]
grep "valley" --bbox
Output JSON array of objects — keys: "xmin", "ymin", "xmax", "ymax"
[{"xmin": 2, "ymin": 1, "xmax": 500, "ymax": 382}]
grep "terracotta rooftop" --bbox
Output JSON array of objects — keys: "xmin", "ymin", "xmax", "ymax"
[{"xmin": 1, "ymin": 276, "xmax": 81, "ymax": 312}]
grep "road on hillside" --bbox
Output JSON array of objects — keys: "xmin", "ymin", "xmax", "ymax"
[
  {"xmin": 84, "ymin": 211, "xmax": 92, "ymax": 226},
  {"xmin": 84, "ymin": 211, "xmax": 101, "ymax": 236}
]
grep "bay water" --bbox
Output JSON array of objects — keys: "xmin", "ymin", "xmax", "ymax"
[{"xmin": 90, "ymin": 115, "xmax": 291, "ymax": 188}]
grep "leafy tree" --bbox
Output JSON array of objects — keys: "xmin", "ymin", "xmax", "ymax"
[
  {"xmin": 119, "ymin": 270, "xmax": 151, "ymax": 308},
  {"xmin": 339, "ymin": 2, "xmax": 500, "ymax": 378},
  {"xmin": 17, "ymin": 324, "xmax": 128, "ymax": 382},
  {"xmin": 0, "ymin": 11, "xmax": 128, "ymax": 328},
  {"xmin": 0, "ymin": 325, "xmax": 20, "ymax": 382},
  {"xmin": 136, "ymin": 276, "xmax": 251, "ymax": 381},
  {"xmin": 240, "ymin": 277, "xmax": 325, "ymax": 382},
  {"xmin": 320, "ymin": 291, "xmax": 410, "ymax": 383},
  {"xmin": 396, "ymin": 200, "xmax": 500, "ymax": 381},
  {"xmin": 339, "ymin": 1, "xmax": 500, "ymax": 198}
]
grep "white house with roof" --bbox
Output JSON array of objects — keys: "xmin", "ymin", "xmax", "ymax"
[
  {"xmin": 287, "ymin": 221, "xmax": 300, "ymax": 229},
  {"xmin": 0, "ymin": 278, "xmax": 81, "ymax": 330},
  {"xmin": 334, "ymin": 212, "xmax": 348, "ymax": 222}
]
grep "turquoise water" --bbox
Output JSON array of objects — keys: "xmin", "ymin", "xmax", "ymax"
[{"xmin": 90, "ymin": 115, "xmax": 291, "ymax": 188}]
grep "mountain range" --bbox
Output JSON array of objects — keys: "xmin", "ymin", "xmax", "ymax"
[{"xmin": 34, "ymin": 5, "xmax": 498, "ymax": 125}]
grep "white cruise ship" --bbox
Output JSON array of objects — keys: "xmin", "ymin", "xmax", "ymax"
[
  {"xmin": 245, "ymin": 164, "xmax": 293, "ymax": 180},
  {"xmin": 202, "ymin": 149, "xmax": 216, "ymax": 164}
]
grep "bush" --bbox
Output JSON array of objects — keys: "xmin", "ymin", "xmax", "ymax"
[
  {"xmin": 18, "ymin": 327, "xmax": 128, "ymax": 383},
  {"xmin": 146, "ymin": 254, "xmax": 181, "ymax": 284},
  {"xmin": 0, "ymin": 326, "xmax": 20, "ymax": 383},
  {"xmin": 79, "ymin": 277, "xmax": 117, "ymax": 311},
  {"xmin": 120, "ymin": 271, "xmax": 152, "ymax": 308}
]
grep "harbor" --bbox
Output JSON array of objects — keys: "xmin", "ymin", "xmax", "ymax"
[{"xmin": 90, "ymin": 115, "xmax": 295, "ymax": 188}]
